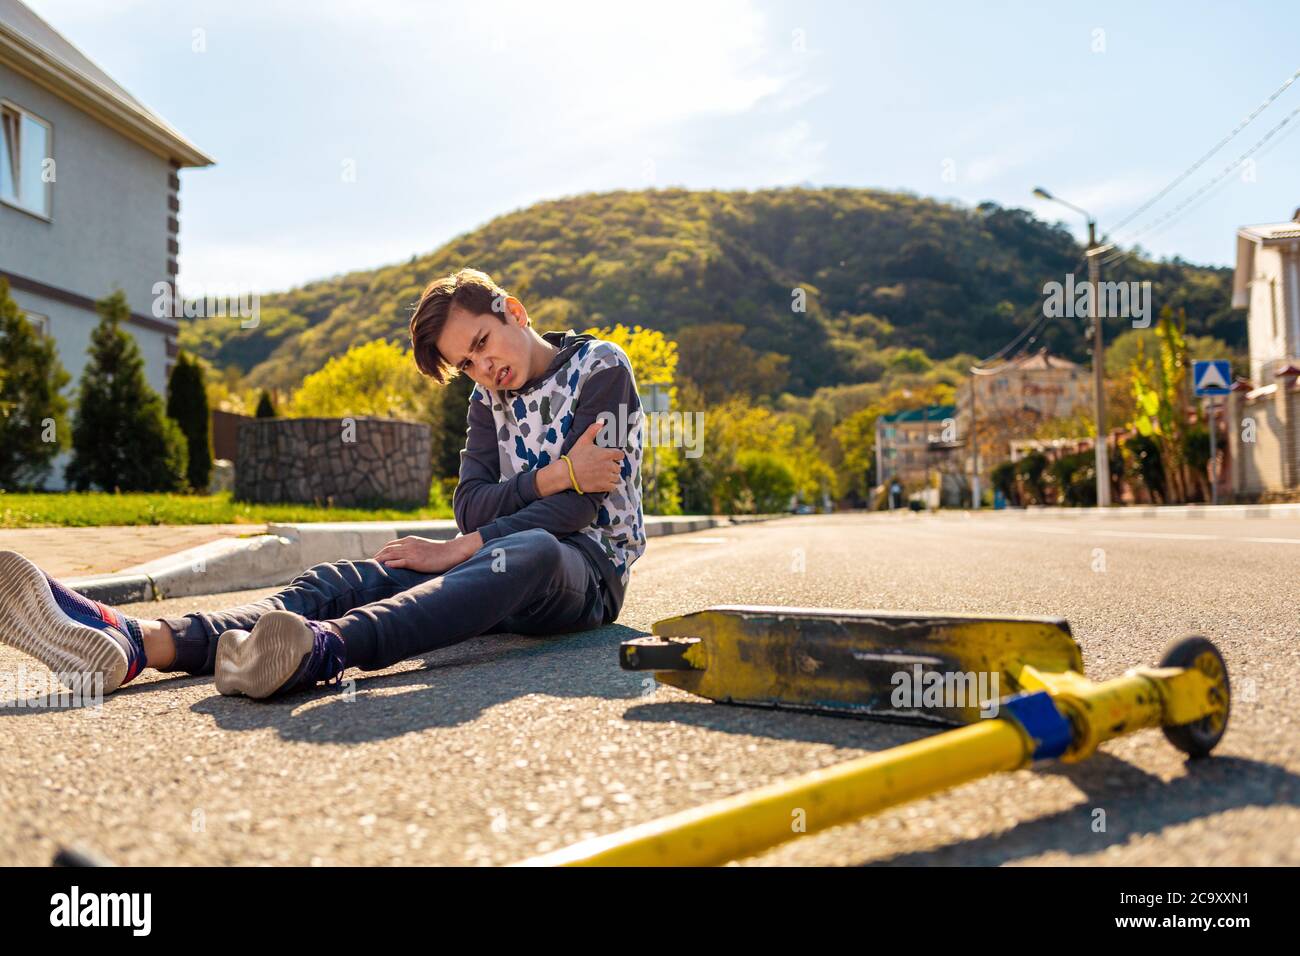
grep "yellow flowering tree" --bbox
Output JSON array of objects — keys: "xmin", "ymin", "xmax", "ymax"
[
  {"xmin": 287, "ymin": 339, "xmax": 433, "ymax": 420},
  {"xmin": 583, "ymin": 323, "xmax": 683, "ymax": 514}
]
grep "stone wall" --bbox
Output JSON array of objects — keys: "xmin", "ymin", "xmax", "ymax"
[{"xmin": 235, "ymin": 417, "xmax": 432, "ymax": 507}]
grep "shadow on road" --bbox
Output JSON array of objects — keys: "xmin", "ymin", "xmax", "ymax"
[
  {"xmin": 621, "ymin": 699, "xmax": 934, "ymax": 752},
  {"xmin": 863, "ymin": 753, "xmax": 1300, "ymax": 866},
  {"xmin": 186, "ymin": 622, "xmax": 647, "ymax": 743}
]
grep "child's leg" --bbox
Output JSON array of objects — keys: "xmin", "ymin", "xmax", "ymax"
[
  {"xmin": 156, "ymin": 557, "xmax": 430, "ymax": 676},
  {"xmin": 329, "ymin": 528, "xmax": 605, "ymax": 672}
]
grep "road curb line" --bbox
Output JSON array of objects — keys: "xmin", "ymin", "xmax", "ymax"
[{"xmin": 66, "ymin": 514, "xmax": 787, "ymax": 602}]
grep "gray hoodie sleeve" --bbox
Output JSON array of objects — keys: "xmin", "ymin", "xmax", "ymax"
[
  {"xmin": 451, "ymin": 398, "xmax": 542, "ymax": 535},
  {"xmin": 475, "ymin": 363, "xmax": 640, "ymax": 544}
]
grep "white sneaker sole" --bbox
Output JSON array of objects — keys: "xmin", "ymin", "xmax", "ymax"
[
  {"xmin": 214, "ymin": 610, "xmax": 313, "ymax": 699},
  {"xmin": 0, "ymin": 550, "xmax": 129, "ymax": 695}
]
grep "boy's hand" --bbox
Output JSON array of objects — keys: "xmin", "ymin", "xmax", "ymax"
[
  {"xmin": 561, "ymin": 421, "xmax": 625, "ymax": 493},
  {"xmin": 373, "ymin": 534, "xmax": 477, "ymax": 573}
]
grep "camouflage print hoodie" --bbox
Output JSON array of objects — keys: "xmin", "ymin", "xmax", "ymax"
[{"xmin": 453, "ymin": 330, "xmax": 645, "ymax": 623}]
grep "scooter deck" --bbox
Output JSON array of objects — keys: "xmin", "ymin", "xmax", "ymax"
[{"xmin": 621, "ymin": 605, "xmax": 1084, "ymax": 725}]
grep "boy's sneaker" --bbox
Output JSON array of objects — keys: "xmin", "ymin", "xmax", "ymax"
[
  {"xmin": 0, "ymin": 550, "xmax": 146, "ymax": 695},
  {"xmin": 214, "ymin": 610, "xmax": 347, "ymax": 700}
]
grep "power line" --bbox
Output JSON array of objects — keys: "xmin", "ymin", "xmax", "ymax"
[
  {"xmin": 1122, "ymin": 100, "xmax": 1300, "ymax": 242},
  {"xmin": 974, "ymin": 311, "xmax": 1050, "ymax": 370},
  {"xmin": 973, "ymin": 254, "xmax": 1086, "ymax": 372},
  {"xmin": 1108, "ymin": 64, "xmax": 1300, "ymax": 238},
  {"xmin": 1101, "ymin": 98, "xmax": 1300, "ymax": 269}
]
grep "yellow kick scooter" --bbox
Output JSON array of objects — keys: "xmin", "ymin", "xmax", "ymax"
[{"xmin": 518, "ymin": 606, "xmax": 1230, "ymax": 866}]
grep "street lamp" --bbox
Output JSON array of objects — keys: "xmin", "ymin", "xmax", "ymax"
[{"xmin": 1032, "ymin": 186, "xmax": 1112, "ymax": 507}]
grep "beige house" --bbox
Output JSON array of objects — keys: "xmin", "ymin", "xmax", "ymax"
[
  {"xmin": 955, "ymin": 348, "xmax": 1091, "ymax": 426},
  {"xmin": 1228, "ymin": 211, "xmax": 1300, "ymax": 499},
  {"xmin": 953, "ymin": 348, "xmax": 1092, "ymax": 493}
]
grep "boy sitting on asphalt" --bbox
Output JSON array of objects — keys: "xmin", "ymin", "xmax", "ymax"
[{"xmin": 0, "ymin": 268, "xmax": 645, "ymax": 700}]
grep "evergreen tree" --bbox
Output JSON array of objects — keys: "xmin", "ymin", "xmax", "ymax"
[
  {"xmin": 66, "ymin": 290, "xmax": 188, "ymax": 492},
  {"xmin": 0, "ymin": 279, "xmax": 70, "ymax": 489},
  {"xmin": 166, "ymin": 351, "xmax": 213, "ymax": 491},
  {"xmin": 255, "ymin": 389, "xmax": 277, "ymax": 418}
]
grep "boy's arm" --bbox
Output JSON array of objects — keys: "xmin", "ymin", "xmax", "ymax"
[
  {"xmin": 452, "ymin": 397, "xmax": 545, "ymax": 535},
  {"xmin": 475, "ymin": 363, "xmax": 640, "ymax": 545}
]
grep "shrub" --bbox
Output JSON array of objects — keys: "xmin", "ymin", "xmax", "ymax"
[
  {"xmin": 66, "ymin": 290, "xmax": 188, "ymax": 492},
  {"xmin": 1015, "ymin": 451, "xmax": 1048, "ymax": 504},
  {"xmin": 1124, "ymin": 434, "xmax": 1165, "ymax": 503},
  {"xmin": 733, "ymin": 450, "xmax": 797, "ymax": 514},
  {"xmin": 166, "ymin": 352, "xmax": 213, "ymax": 492},
  {"xmin": 991, "ymin": 461, "xmax": 1017, "ymax": 504},
  {"xmin": 0, "ymin": 278, "xmax": 69, "ymax": 489},
  {"xmin": 1049, "ymin": 451, "xmax": 1096, "ymax": 507},
  {"xmin": 255, "ymin": 390, "xmax": 277, "ymax": 418}
]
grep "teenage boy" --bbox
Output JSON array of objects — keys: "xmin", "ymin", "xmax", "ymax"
[{"xmin": 0, "ymin": 268, "xmax": 645, "ymax": 700}]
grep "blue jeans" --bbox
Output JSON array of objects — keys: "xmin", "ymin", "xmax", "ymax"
[{"xmin": 160, "ymin": 528, "xmax": 610, "ymax": 674}]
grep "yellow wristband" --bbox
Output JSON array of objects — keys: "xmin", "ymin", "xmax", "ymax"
[{"xmin": 560, "ymin": 454, "xmax": 584, "ymax": 494}]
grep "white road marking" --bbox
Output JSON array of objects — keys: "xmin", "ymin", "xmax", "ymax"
[
  {"xmin": 1087, "ymin": 529, "xmax": 1220, "ymax": 541},
  {"xmin": 969, "ymin": 520, "xmax": 1300, "ymax": 545}
]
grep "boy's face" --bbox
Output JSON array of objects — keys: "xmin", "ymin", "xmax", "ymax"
[{"xmin": 437, "ymin": 297, "xmax": 534, "ymax": 391}]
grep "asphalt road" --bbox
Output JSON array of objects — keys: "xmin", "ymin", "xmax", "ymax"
[{"xmin": 2, "ymin": 511, "xmax": 1297, "ymax": 866}]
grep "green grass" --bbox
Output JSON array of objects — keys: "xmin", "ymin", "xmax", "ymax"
[{"xmin": 0, "ymin": 491, "xmax": 454, "ymax": 529}]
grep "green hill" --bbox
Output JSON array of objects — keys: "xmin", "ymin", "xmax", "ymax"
[{"xmin": 181, "ymin": 187, "xmax": 1237, "ymax": 395}]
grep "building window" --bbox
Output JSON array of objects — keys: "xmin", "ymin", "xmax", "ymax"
[
  {"xmin": 1, "ymin": 101, "xmax": 53, "ymax": 218},
  {"xmin": 23, "ymin": 310, "xmax": 50, "ymax": 336}
]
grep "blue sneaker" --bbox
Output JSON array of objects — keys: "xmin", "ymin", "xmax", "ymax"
[
  {"xmin": 214, "ymin": 610, "xmax": 346, "ymax": 699},
  {"xmin": 0, "ymin": 551, "xmax": 146, "ymax": 694}
]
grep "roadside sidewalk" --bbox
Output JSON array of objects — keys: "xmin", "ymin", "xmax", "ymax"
[
  {"xmin": 1, "ymin": 514, "xmax": 783, "ymax": 603},
  {"xmin": 0, "ymin": 524, "xmax": 266, "ymax": 578}
]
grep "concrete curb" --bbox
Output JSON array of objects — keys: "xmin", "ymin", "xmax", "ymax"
[{"xmin": 66, "ymin": 514, "xmax": 787, "ymax": 602}]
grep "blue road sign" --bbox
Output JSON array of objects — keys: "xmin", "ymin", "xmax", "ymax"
[{"xmin": 1193, "ymin": 360, "xmax": 1231, "ymax": 396}]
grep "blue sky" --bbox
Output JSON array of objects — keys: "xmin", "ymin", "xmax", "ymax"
[{"xmin": 25, "ymin": 0, "xmax": 1300, "ymax": 295}]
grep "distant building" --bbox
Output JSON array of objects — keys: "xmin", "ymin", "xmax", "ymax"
[
  {"xmin": 1229, "ymin": 211, "xmax": 1300, "ymax": 499},
  {"xmin": 953, "ymin": 348, "xmax": 1093, "ymax": 495},
  {"xmin": 955, "ymin": 348, "xmax": 1091, "ymax": 428},
  {"xmin": 0, "ymin": 0, "xmax": 213, "ymax": 486},
  {"xmin": 875, "ymin": 404, "xmax": 958, "ymax": 492}
]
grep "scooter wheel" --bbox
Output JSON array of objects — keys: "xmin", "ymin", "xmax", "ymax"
[{"xmin": 1159, "ymin": 635, "xmax": 1230, "ymax": 759}]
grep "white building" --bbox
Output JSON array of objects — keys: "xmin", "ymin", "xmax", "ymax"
[
  {"xmin": 1233, "ymin": 212, "xmax": 1300, "ymax": 383},
  {"xmin": 1228, "ymin": 211, "xmax": 1300, "ymax": 498}
]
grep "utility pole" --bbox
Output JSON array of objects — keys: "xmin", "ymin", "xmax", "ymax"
[
  {"xmin": 1207, "ymin": 396, "xmax": 1219, "ymax": 505},
  {"xmin": 1034, "ymin": 188, "xmax": 1112, "ymax": 507},
  {"xmin": 969, "ymin": 375, "xmax": 980, "ymax": 509},
  {"xmin": 923, "ymin": 405, "xmax": 931, "ymax": 510},
  {"xmin": 1086, "ymin": 223, "xmax": 1112, "ymax": 507}
]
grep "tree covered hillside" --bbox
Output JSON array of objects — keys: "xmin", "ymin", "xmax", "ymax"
[{"xmin": 182, "ymin": 187, "xmax": 1236, "ymax": 396}]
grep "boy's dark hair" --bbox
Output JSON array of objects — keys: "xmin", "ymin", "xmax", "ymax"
[{"xmin": 408, "ymin": 268, "xmax": 510, "ymax": 384}]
